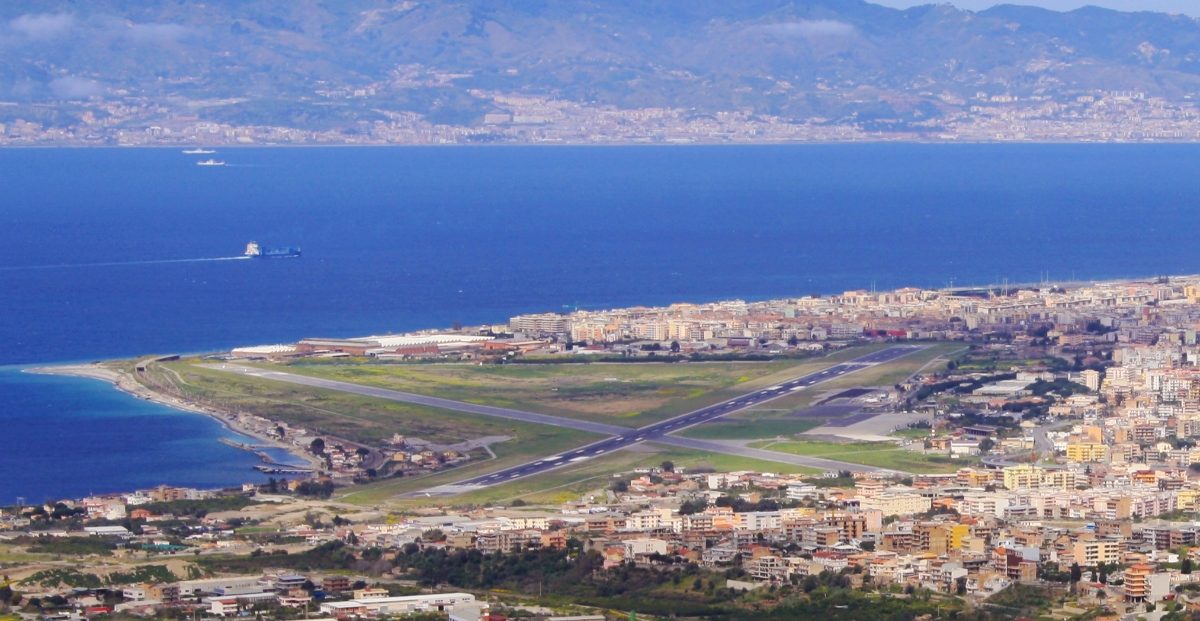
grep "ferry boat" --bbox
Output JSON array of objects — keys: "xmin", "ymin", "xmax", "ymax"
[
  {"xmin": 244, "ymin": 241, "xmax": 301, "ymax": 258},
  {"xmin": 196, "ymin": 159, "xmax": 226, "ymax": 167},
  {"xmin": 182, "ymin": 148, "xmax": 216, "ymax": 154}
]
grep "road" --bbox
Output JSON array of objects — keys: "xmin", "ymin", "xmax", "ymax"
[
  {"xmin": 1033, "ymin": 419, "xmax": 1073, "ymax": 456},
  {"xmin": 207, "ymin": 345, "xmax": 926, "ymax": 492},
  {"xmin": 980, "ymin": 419, "xmax": 1074, "ymax": 469}
]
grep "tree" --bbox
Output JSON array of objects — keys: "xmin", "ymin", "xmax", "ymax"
[
  {"xmin": 1070, "ymin": 562, "xmax": 1082, "ymax": 583},
  {"xmin": 955, "ymin": 576, "xmax": 967, "ymax": 595},
  {"xmin": 670, "ymin": 341, "xmax": 681, "ymax": 353},
  {"xmin": 422, "ymin": 529, "xmax": 445, "ymax": 543},
  {"xmin": 1183, "ymin": 558, "xmax": 1193, "ymax": 575},
  {"xmin": 978, "ymin": 437, "xmax": 996, "ymax": 453},
  {"xmin": 660, "ymin": 460, "xmax": 675, "ymax": 473},
  {"xmin": 310, "ymin": 438, "xmax": 326, "ymax": 455},
  {"xmin": 295, "ymin": 480, "xmax": 336, "ymax": 498}
]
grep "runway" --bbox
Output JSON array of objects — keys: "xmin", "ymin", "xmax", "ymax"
[
  {"xmin": 202, "ymin": 363, "xmax": 629, "ymax": 437},
  {"xmin": 451, "ymin": 345, "xmax": 923, "ymax": 488},
  {"xmin": 208, "ymin": 344, "xmax": 926, "ymax": 493}
]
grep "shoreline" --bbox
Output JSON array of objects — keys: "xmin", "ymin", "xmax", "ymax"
[
  {"xmin": 27, "ymin": 363, "xmax": 324, "ymax": 476},
  {"xmin": 14, "ymin": 268, "xmax": 1200, "ymax": 500},
  {"xmin": 8, "ymin": 141, "xmax": 1200, "ymax": 150}
]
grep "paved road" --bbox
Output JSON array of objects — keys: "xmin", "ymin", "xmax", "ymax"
[
  {"xmin": 980, "ymin": 419, "xmax": 1074, "ymax": 469},
  {"xmin": 208, "ymin": 345, "xmax": 926, "ymax": 492},
  {"xmin": 1033, "ymin": 420, "xmax": 1073, "ymax": 456}
]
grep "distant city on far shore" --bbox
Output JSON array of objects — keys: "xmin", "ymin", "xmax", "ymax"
[{"xmin": 8, "ymin": 2, "xmax": 1200, "ymax": 146}]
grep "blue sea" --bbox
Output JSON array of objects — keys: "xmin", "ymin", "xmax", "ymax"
[{"xmin": 2, "ymin": 144, "xmax": 1199, "ymax": 502}]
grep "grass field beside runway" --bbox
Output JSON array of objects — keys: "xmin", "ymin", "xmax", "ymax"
[
  {"xmin": 748, "ymin": 439, "xmax": 969, "ymax": 473},
  {"xmin": 346, "ymin": 443, "xmax": 822, "ymax": 508},
  {"xmin": 253, "ymin": 344, "xmax": 890, "ymax": 428}
]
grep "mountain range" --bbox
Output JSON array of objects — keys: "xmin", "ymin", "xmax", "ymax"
[{"xmin": 4, "ymin": 1, "xmax": 1200, "ymax": 141}]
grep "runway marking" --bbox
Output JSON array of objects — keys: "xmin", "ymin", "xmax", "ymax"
[{"xmin": 218, "ymin": 345, "xmax": 929, "ymax": 489}]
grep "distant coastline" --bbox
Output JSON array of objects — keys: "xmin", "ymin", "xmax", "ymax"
[{"xmin": 5, "ymin": 140, "xmax": 1200, "ymax": 150}]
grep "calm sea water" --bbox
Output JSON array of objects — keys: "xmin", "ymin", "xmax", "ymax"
[
  {"xmin": 0, "ymin": 369, "xmax": 299, "ymax": 503},
  {"xmin": 2, "ymin": 144, "xmax": 1198, "ymax": 501}
]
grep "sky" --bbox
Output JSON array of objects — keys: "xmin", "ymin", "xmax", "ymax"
[{"xmin": 871, "ymin": 1, "xmax": 1200, "ymax": 17}]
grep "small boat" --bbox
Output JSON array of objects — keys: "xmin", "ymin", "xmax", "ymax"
[
  {"xmin": 182, "ymin": 148, "xmax": 216, "ymax": 154},
  {"xmin": 196, "ymin": 159, "xmax": 226, "ymax": 167},
  {"xmin": 244, "ymin": 241, "xmax": 301, "ymax": 258}
]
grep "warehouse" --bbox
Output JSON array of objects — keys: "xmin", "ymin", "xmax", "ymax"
[{"xmin": 318, "ymin": 593, "xmax": 483, "ymax": 620}]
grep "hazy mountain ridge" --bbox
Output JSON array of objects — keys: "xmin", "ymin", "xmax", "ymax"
[{"xmin": 4, "ymin": 1, "xmax": 1200, "ymax": 142}]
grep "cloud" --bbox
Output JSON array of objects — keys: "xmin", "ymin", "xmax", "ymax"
[
  {"xmin": 124, "ymin": 22, "xmax": 193, "ymax": 45},
  {"xmin": 10, "ymin": 12, "xmax": 74, "ymax": 40},
  {"xmin": 755, "ymin": 20, "xmax": 857, "ymax": 38},
  {"xmin": 49, "ymin": 76, "xmax": 103, "ymax": 99},
  {"xmin": 870, "ymin": 1, "xmax": 1200, "ymax": 17}
]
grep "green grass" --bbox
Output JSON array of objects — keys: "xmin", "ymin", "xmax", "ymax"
[
  {"xmin": 351, "ymin": 444, "xmax": 820, "ymax": 508},
  {"xmin": 141, "ymin": 344, "xmax": 963, "ymax": 504},
  {"xmin": 156, "ymin": 362, "xmax": 596, "ymax": 448},
  {"xmin": 830, "ymin": 343, "xmax": 966, "ymax": 387},
  {"xmin": 890, "ymin": 427, "xmax": 935, "ymax": 440},
  {"xmin": 678, "ymin": 413, "xmax": 825, "ymax": 440},
  {"xmin": 655, "ymin": 445, "xmax": 823, "ymax": 475},
  {"xmin": 747, "ymin": 343, "xmax": 962, "ymax": 412},
  {"xmin": 750, "ymin": 439, "xmax": 968, "ymax": 473},
  {"xmin": 679, "ymin": 343, "xmax": 963, "ymax": 442},
  {"xmin": 380, "ymin": 451, "xmax": 657, "ymax": 508},
  {"xmin": 260, "ymin": 346, "xmax": 888, "ymax": 428},
  {"xmin": 0, "ymin": 546, "xmax": 43, "ymax": 563},
  {"xmin": 146, "ymin": 362, "xmax": 601, "ymax": 491},
  {"xmin": 954, "ymin": 353, "xmax": 1069, "ymax": 373},
  {"xmin": 338, "ymin": 427, "xmax": 602, "ymax": 506}
]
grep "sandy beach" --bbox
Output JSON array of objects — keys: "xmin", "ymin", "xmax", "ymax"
[{"xmin": 28, "ymin": 362, "xmax": 324, "ymax": 473}]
